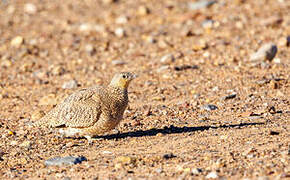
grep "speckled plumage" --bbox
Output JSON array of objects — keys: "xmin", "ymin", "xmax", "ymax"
[{"xmin": 34, "ymin": 72, "xmax": 136, "ymax": 140}]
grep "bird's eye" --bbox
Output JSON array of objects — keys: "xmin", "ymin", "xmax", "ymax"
[{"xmin": 122, "ymin": 75, "xmax": 126, "ymax": 78}]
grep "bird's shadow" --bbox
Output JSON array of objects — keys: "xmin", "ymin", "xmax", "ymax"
[{"xmin": 93, "ymin": 122, "xmax": 265, "ymax": 140}]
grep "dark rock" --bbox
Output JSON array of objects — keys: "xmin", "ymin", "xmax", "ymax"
[
  {"xmin": 269, "ymin": 131, "xmax": 279, "ymax": 135},
  {"xmin": 221, "ymin": 93, "xmax": 237, "ymax": 100},
  {"xmin": 163, "ymin": 153, "xmax": 176, "ymax": 160},
  {"xmin": 174, "ymin": 65, "xmax": 198, "ymax": 71}
]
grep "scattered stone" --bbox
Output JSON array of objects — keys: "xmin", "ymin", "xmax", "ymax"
[
  {"xmin": 79, "ymin": 23, "xmax": 93, "ymax": 32},
  {"xmin": 114, "ymin": 28, "xmax": 125, "ymax": 38},
  {"xmin": 51, "ymin": 65, "xmax": 65, "ymax": 76},
  {"xmin": 85, "ymin": 44, "xmax": 96, "ymax": 55},
  {"xmin": 202, "ymin": 104, "xmax": 218, "ymax": 111},
  {"xmin": 191, "ymin": 168, "xmax": 203, "ymax": 175},
  {"xmin": 188, "ymin": 0, "xmax": 217, "ymax": 10},
  {"xmin": 143, "ymin": 35, "xmax": 156, "ymax": 43},
  {"xmin": 163, "ymin": 153, "xmax": 176, "ymax": 160},
  {"xmin": 181, "ymin": 29, "xmax": 194, "ymax": 37},
  {"xmin": 114, "ymin": 156, "xmax": 136, "ymax": 165},
  {"xmin": 269, "ymin": 131, "xmax": 279, "ymax": 135},
  {"xmin": 202, "ymin": 19, "xmax": 214, "ymax": 29},
  {"xmin": 206, "ymin": 171, "xmax": 218, "ymax": 179},
  {"xmin": 157, "ymin": 65, "xmax": 169, "ymax": 73},
  {"xmin": 174, "ymin": 65, "xmax": 198, "ymax": 71},
  {"xmin": 10, "ymin": 36, "xmax": 24, "ymax": 48},
  {"xmin": 137, "ymin": 6, "xmax": 150, "ymax": 16},
  {"xmin": 160, "ymin": 54, "xmax": 175, "ymax": 64},
  {"xmin": 62, "ymin": 80, "xmax": 78, "ymax": 89},
  {"xmin": 250, "ymin": 43, "xmax": 278, "ymax": 61},
  {"xmin": 278, "ymin": 37, "xmax": 288, "ymax": 47},
  {"xmin": 111, "ymin": 59, "xmax": 126, "ymax": 66},
  {"xmin": 221, "ymin": 93, "xmax": 237, "ymax": 100},
  {"xmin": 115, "ymin": 16, "xmax": 128, "ymax": 24},
  {"xmin": 273, "ymin": 58, "xmax": 281, "ymax": 64},
  {"xmin": 152, "ymin": 96, "xmax": 165, "ymax": 101},
  {"xmin": 102, "ymin": 151, "xmax": 113, "ymax": 155},
  {"xmin": 45, "ymin": 156, "xmax": 87, "ymax": 166},
  {"xmin": 24, "ymin": 3, "xmax": 37, "ymax": 14},
  {"xmin": 193, "ymin": 40, "xmax": 208, "ymax": 51}
]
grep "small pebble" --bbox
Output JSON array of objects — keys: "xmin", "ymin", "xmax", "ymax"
[
  {"xmin": 102, "ymin": 151, "xmax": 113, "ymax": 154},
  {"xmin": 191, "ymin": 168, "xmax": 203, "ymax": 175},
  {"xmin": 114, "ymin": 28, "xmax": 125, "ymax": 38},
  {"xmin": 221, "ymin": 93, "xmax": 237, "ymax": 100},
  {"xmin": 79, "ymin": 23, "xmax": 92, "ymax": 32},
  {"xmin": 51, "ymin": 65, "xmax": 65, "ymax": 76},
  {"xmin": 62, "ymin": 80, "xmax": 78, "ymax": 89},
  {"xmin": 202, "ymin": 19, "xmax": 214, "ymax": 29},
  {"xmin": 206, "ymin": 171, "xmax": 218, "ymax": 179},
  {"xmin": 188, "ymin": 0, "xmax": 217, "ymax": 10},
  {"xmin": 269, "ymin": 131, "xmax": 279, "ymax": 135},
  {"xmin": 10, "ymin": 36, "xmax": 24, "ymax": 48},
  {"xmin": 160, "ymin": 54, "xmax": 175, "ymax": 64},
  {"xmin": 202, "ymin": 104, "xmax": 218, "ymax": 111},
  {"xmin": 115, "ymin": 16, "xmax": 128, "ymax": 24},
  {"xmin": 143, "ymin": 35, "xmax": 156, "ymax": 43},
  {"xmin": 250, "ymin": 43, "xmax": 278, "ymax": 61},
  {"xmin": 24, "ymin": 3, "xmax": 37, "ymax": 14},
  {"xmin": 137, "ymin": 6, "xmax": 150, "ymax": 16},
  {"xmin": 163, "ymin": 153, "xmax": 176, "ymax": 159},
  {"xmin": 85, "ymin": 44, "xmax": 96, "ymax": 55},
  {"xmin": 174, "ymin": 65, "xmax": 198, "ymax": 71},
  {"xmin": 273, "ymin": 58, "xmax": 281, "ymax": 64},
  {"xmin": 112, "ymin": 60, "xmax": 126, "ymax": 66},
  {"xmin": 114, "ymin": 156, "xmax": 136, "ymax": 165},
  {"xmin": 45, "ymin": 156, "xmax": 87, "ymax": 166}
]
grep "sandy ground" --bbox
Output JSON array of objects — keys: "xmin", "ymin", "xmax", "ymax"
[{"xmin": 0, "ymin": 0, "xmax": 289, "ymax": 179}]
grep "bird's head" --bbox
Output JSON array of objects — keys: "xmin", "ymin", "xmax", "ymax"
[{"xmin": 109, "ymin": 72, "xmax": 136, "ymax": 89}]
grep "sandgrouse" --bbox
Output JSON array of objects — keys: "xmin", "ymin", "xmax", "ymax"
[{"xmin": 34, "ymin": 72, "xmax": 136, "ymax": 142}]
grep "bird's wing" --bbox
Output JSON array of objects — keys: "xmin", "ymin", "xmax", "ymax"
[{"xmin": 41, "ymin": 87, "xmax": 103, "ymax": 128}]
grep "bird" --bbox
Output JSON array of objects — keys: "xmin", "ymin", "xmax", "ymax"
[{"xmin": 34, "ymin": 72, "xmax": 136, "ymax": 143}]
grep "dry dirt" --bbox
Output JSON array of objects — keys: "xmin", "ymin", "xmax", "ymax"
[{"xmin": 0, "ymin": 0, "xmax": 289, "ymax": 179}]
